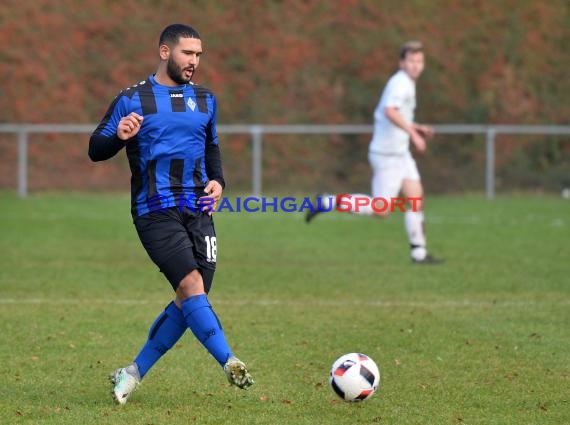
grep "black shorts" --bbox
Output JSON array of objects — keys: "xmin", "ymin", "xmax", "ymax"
[{"xmin": 134, "ymin": 207, "xmax": 217, "ymax": 292}]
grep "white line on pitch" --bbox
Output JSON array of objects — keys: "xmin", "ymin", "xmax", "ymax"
[{"xmin": 0, "ymin": 298, "xmax": 568, "ymax": 308}]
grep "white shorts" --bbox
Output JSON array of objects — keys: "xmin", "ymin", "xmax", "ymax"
[{"xmin": 368, "ymin": 150, "xmax": 421, "ymax": 198}]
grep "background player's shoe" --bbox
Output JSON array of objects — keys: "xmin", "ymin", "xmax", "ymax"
[
  {"xmin": 412, "ymin": 254, "xmax": 445, "ymax": 265},
  {"xmin": 224, "ymin": 357, "xmax": 254, "ymax": 389},
  {"xmin": 305, "ymin": 193, "xmax": 325, "ymax": 223},
  {"xmin": 109, "ymin": 365, "xmax": 140, "ymax": 405}
]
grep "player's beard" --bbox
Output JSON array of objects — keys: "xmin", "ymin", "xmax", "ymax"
[{"xmin": 167, "ymin": 56, "xmax": 195, "ymax": 85}]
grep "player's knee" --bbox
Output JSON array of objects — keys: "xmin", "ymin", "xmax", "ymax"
[
  {"xmin": 177, "ymin": 270, "xmax": 205, "ymax": 297},
  {"xmin": 371, "ymin": 197, "xmax": 391, "ymax": 218}
]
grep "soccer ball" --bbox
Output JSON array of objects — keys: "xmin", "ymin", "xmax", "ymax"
[{"xmin": 329, "ymin": 353, "xmax": 380, "ymax": 402}]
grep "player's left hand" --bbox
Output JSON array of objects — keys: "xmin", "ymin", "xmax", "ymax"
[
  {"xmin": 416, "ymin": 124, "xmax": 435, "ymax": 140},
  {"xmin": 200, "ymin": 180, "xmax": 223, "ymax": 213}
]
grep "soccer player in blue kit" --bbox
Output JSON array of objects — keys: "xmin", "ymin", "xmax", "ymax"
[{"xmin": 89, "ymin": 24, "xmax": 253, "ymax": 405}]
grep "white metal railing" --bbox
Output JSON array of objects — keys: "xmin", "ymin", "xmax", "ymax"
[{"xmin": 1, "ymin": 124, "xmax": 570, "ymax": 199}]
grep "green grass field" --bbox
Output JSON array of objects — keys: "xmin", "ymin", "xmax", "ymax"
[{"xmin": 0, "ymin": 192, "xmax": 569, "ymax": 424}]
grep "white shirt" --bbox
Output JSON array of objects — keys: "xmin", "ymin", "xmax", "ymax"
[{"xmin": 369, "ymin": 70, "xmax": 416, "ymax": 155}]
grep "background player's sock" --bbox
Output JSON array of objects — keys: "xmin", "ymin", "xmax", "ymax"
[
  {"xmin": 181, "ymin": 294, "xmax": 233, "ymax": 366},
  {"xmin": 134, "ymin": 302, "xmax": 187, "ymax": 379},
  {"xmin": 405, "ymin": 210, "xmax": 427, "ymax": 260},
  {"xmin": 319, "ymin": 193, "xmax": 337, "ymax": 210},
  {"xmin": 339, "ymin": 193, "xmax": 375, "ymax": 216}
]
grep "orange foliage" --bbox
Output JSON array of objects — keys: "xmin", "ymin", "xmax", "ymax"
[
  {"xmin": 1, "ymin": 0, "xmax": 568, "ymax": 124},
  {"xmin": 1, "ymin": 0, "xmax": 569, "ymax": 193}
]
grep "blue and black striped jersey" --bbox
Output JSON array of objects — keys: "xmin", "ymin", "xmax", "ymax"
[{"xmin": 89, "ymin": 74, "xmax": 225, "ymax": 217}]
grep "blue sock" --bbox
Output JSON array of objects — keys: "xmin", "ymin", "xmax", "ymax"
[
  {"xmin": 181, "ymin": 294, "xmax": 233, "ymax": 366},
  {"xmin": 134, "ymin": 302, "xmax": 187, "ymax": 379}
]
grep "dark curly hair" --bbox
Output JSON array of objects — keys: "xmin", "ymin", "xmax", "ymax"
[{"xmin": 159, "ymin": 24, "xmax": 201, "ymax": 47}]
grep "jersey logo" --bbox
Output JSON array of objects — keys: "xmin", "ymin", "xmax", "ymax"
[{"xmin": 187, "ymin": 97, "xmax": 196, "ymax": 111}]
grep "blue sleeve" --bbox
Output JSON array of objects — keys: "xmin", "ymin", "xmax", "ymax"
[{"xmin": 88, "ymin": 93, "xmax": 130, "ymax": 162}]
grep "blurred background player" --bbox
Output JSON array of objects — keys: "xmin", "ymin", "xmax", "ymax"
[
  {"xmin": 89, "ymin": 24, "xmax": 253, "ymax": 405},
  {"xmin": 306, "ymin": 41, "xmax": 443, "ymax": 264}
]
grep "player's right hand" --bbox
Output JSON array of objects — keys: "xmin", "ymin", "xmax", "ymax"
[{"xmin": 117, "ymin": 113, "xmax": 144, "ymax": 141}]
